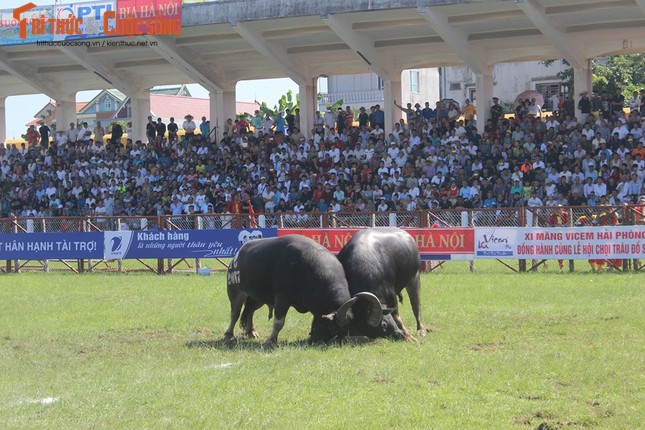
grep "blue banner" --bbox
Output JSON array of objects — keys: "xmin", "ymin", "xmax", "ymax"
[
  {"xmin": 0, "ymin": 232, "xmax": 103, "ymax": 260},
  {"xmin": 103, "ymin": 229, "xmax": 277, "ymax": 260}
]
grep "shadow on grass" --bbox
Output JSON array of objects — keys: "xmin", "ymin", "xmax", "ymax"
[{"xmin": 185, "ymin": 336, "xmax": 375, "ymax": 351}]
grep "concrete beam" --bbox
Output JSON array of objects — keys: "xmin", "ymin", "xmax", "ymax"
[
  {"xmin": 231, "ymin": 21, "xmax": 309, "ymax": 85},
  {"xmin": 144, "ymin": 35, "xmax": 226, "ymax": 92},
  {"xmin": 0, "ymin": 50, "xmax": 64, "ymax": 99},
  {"xmin": 418, "ymin": 6, "xmax": 488, "ymax": 75},
  {"xmin": 321, "ymin": 14, "xmax": 393, "ymax": 80},
  {"xmin": 515, "ymin": 0, "xmax": 586, "ymax": 69},
  {"xmin": 56, "ymin": 46, "xmax": 140, "ymax": 95}
]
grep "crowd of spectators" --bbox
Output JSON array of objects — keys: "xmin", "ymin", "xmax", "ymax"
[{"xmin": 1, "ymin": 88, "xmax": 645, "ymax": 223}]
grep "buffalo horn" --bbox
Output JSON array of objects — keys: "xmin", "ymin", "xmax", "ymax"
[
  {"xmin": 354, "ymin": 292, "xmax": 384, "ymax": 327},
  {"xmin": 335, "ymin": 296, "xmax": 359, "ymax": 328}
]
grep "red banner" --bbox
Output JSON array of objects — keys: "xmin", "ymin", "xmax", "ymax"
[
  {"xmin": 278, "ymin": 228, "xmax": 475, "ymax": 256},
  {"xmin": 116, "ymin": 0, "xmax": 182, "ymax": 19}
]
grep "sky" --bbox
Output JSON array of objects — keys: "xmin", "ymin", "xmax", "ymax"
[{"xmin": 2, "ymin": 0, "xmax": 302, "ymax": 140}]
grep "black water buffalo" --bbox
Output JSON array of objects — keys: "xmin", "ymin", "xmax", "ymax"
[
  {"xmin": 225, "ymin": 235, "xmax": 383, "ymax": 348},
  {"xmin": 337, "ymin": 227, "xmax": 428, "ymax": 340}
]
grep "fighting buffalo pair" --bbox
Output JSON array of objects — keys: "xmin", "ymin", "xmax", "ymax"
[{"xmin": 224, "ymin": 227, "xmax": 428, "ymax": 348}]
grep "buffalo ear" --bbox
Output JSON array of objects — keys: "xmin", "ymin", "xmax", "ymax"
[
  {"xmin": 382, "ymin": 306, "xmax": 397, "ymax": 316},
  {"xmin": 336, "ymin": 296, "xmax": 359, "ymax": 327},
  {"xmin": 321, "ymin": 313, "xmax": 335, "ymax": 321}
]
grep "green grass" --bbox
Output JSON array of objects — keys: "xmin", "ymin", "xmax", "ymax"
[{"xmin": 0, "ymin": 272, "xmax": 643, "ymax": 429}]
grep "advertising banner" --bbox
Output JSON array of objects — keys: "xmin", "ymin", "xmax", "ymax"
[
  {"xmin": 278, "ymin": 228, "xmax": 475, "ymax": 260},
  {"xmin": 54, "ymin": 1, "xmax": 116, "ymax": 40},
  {"xmin": 0, "ymin": 232, "xmax": 103, "ymax": 260},
  {"xmin": 475, "ymin": 227, "xmax": 645, "ymax": 260},
  {"xmin": 0, "ymin": 0, "xmax": 181, "ymax": 46},
  {"xmin": 0, "ymin": 5, "xmax": 55, "ymax": 46},
  {"xmin": 103, "ymin": 228, "xmax": 276, "ymax": 260}
]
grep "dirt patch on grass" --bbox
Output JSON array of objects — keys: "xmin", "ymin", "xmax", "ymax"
[
  {"xmin": 470, "ymin": 342, "xmax": 503, "ymax": 351},
  {"xmin": 519, "ymin": 394, "xmax": 543, "ymax": 401}
]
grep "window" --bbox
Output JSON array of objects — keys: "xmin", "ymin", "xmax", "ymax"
[
  {"xmin": 104, "ymin": 97, "xmax": 112, "ymax": 111},
  {"xmin": 535, "ymin": 83, "xmax": 560, "ymax": 110},
  {"xmin": 449, "ymin": 82, "xmax": 462, "ymax": 91},
  {"xmin": 468, "ymin": 87, "xmax": 476, "ymax": 103},
  {"xmin": 377, "ymin": 77, "xmax": 384, "ymax": 91},
  {"xmin": 410, "ymin": 71, "xmax": 420, "ymax": 93}
]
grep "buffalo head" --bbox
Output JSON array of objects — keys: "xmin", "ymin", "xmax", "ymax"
[{"xmin": 308, "ymin": 292, "xmax": 384, "ymax": 343}]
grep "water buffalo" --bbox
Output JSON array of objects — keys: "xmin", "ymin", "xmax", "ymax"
[
  {"xmin": 337, "ymin": 227, "xmax": 429, "ymax": 341},
  {"xmin": 225, "ymin": 235, "xmax": 383, "ymax": 348}
]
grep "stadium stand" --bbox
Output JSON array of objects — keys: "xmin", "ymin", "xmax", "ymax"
[{"xmin": 1, "ymin": 91, "xmax": 645, "ymax": 221}]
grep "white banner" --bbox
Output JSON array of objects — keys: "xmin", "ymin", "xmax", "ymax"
[{"xmin": 475, "ymin": 227, "xmax": 645, "ymax": 260}]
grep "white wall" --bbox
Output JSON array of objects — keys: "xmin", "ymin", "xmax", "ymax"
[{"xmin": 441, "ymin": 61, "xmax": 568, "ymax": 110}]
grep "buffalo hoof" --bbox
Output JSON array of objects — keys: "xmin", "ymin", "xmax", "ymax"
[
  {"xmin": 417, "ymin": 327, "xmax": 429, "ymax": 337},
  {"xmin": 261, "ymin": 339, "xmax": 278, "ymax": 350},
  {"xmin": 244, "ymin": 330, "xmax": 259, "ymax": 339}
]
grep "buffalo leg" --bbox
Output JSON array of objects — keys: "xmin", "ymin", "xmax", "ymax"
[
  {"xmin": 392, "ymin": 310, "xmax": 416, "ymax": 342},
  {"xmin": 240, "ymin": 296, "xmax": 263, "ymax": 338},
  {"xmin": 263, "ymin": 302, "xmax": 289, "ymax": 348},
  {"xmin": 224, "ymin": 286, "xmax": 247, "ymax": 339},
  {"xmin": 405, "ymin": 272, "xmax": 428, "ymax": 336}
]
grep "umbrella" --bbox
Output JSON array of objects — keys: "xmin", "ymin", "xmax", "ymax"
[
  {"xmin": 440, "ymin": 98, "xmax": 460, "ymax": 110},
  {"xmin": 514, "ymin": 90, "xmax": 544, "ymax": 108}
]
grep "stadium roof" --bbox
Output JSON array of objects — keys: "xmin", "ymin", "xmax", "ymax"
[{"xmin": 1, "ymin": 0, "xmax": 645, "ymax": 100}]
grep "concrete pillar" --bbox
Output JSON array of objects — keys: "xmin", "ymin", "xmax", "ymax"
[
  {"xmin": 383, "ymin": 74, "xmax": 402, "ymax": 134},
  {"xmin": 299, "ymin": 79, "xmax": 316, "ymax": 137},
  {"xmin": 130, "ymin": 92, "xmax": 150, "ymax": 143},
  {"xmin": 475, "ymin": 71, "xmax": 494, "ymax": 134},
  {"xmin": 209, "ymin": 94, "xmax": 218, "ymax": 141},
  {"xmin": 0, "ymin": 97, "xmax": 5, "ymax": 144},
  {"xmin": 574, "ymin": 60, "xmax": 592, "ymax": 122},
  {"xmin": 211, "ymin": 88, "xmax": 236, "ymax": 137},
  {"xmin": 55, "ymin": 95, "xmax": 77, "ymax": 134}
]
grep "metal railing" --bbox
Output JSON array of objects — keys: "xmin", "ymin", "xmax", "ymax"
[{"xmin": 1, "ymin": 205, "xmax": 643, "ymax": 274}]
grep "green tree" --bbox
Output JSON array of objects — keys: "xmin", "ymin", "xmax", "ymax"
[{"xmin": 541, "ymin": 54, "xmax": 645, "ymax": 96}]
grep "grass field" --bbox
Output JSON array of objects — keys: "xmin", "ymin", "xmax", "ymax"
[{"xmin": 1, "ymin": 272, "xmax": 643, "ymax": 429}]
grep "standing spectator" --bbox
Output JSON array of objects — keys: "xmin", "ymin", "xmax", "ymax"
[
  {"xmin": 39, "ymin": 122, "xmax": 51, "ymax": 148},
  {"xmin": 146, "ymin": 116, "xmax": 156, "ymax": 143},
  {"xmin": 156, "ymin": 117, "xmax": 167, "ymax": 141},
  {"xmin": 251, "ymin": 110, "xmax": 263, "ymax": 136},
  {"xmin": 26, "ymin": 125, "xmax": 39, "ymax": 146},
  {"xmin": 577, "ymin": 91, "xmax": 591, "ymax": 125},
  {"xmin": 357, "ymin": 107, "xmax": 369, "ymax": 129},
  {"xmin": 373, "ymin": 104, "xmax": 385, "ymax": 129},
  {"xmin": 67, "ymin": 122, "xmax": 78, "ymax": 146},
  {"xmin": 262, "ymin": 112, "xmax": 274, "ymax": 135},
  {"xmin": 167, "ymin": 117, "xmax": 178, "ymax": 142},
  {"xmin": 183, "ymin": 114, "xmax": 196, "ymax": 140},
  {"xmin": 548, "ymin": 205, "xmax": 569, "ymax": 272},
  {"xmin": 628, "ymin": 91, "xmax": 641, "ymax": 113},
  {"xmin": 93, "ymin": 121, "xmax": 105, "ymax": 145},
  {"xmin": 491, "ymin": 97, "xmax": 503, "ymax": 126},
  {"xmin": 199, "ymin": 116, "xmax": 209, "ymax": 137},
  {"xmin": 463, "ymin": 99, "xmax": 476, "ymax": 122},
  {"xmin": 110, "ymin": 121, "xmax": 123, "ymax": 146},
  {"xmin": 612, "ymin": 88, "xmax": 625, "ymax": 115}
]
